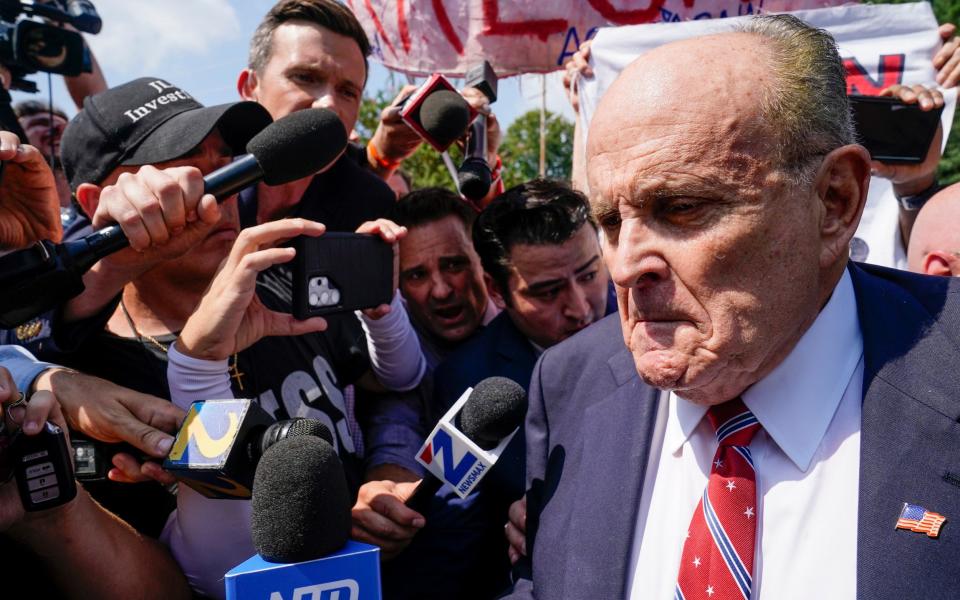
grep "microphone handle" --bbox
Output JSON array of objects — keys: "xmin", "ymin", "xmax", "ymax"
[
  {"xmin": 203, "ymin": 153, "xmax": 262, "ymax": 199},
  {"xmin": 405, "ymin": 475, "xmax": 444, "ymax": 515},
  {"xmin": 76, "ymin": 153, "xmax": 264, "ymax": 261}
]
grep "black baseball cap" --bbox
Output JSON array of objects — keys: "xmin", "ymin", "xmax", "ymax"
[{"xmin": 61, "ymin": 76, "xmax": 273, "ymax": 190}]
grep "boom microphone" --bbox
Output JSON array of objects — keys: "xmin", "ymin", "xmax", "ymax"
[
  {"xmin": 225, "ymin": 436, "xmax": 381, "ymax": 599},
  {"xmin": 406, "ymin": 376, "xmax": 527, "ymax": 514},
  {"xmin": 163, "ymin": 398, "xmax": 334, "ymax": 499},
  {"xmin": 0, "ymin": 108, "xmax": 348, "ymax": 328}
]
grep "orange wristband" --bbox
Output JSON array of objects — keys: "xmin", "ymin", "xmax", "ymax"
[{"xmin": 367, "ymin": 142, "xmax": 401, "ymax": 170}]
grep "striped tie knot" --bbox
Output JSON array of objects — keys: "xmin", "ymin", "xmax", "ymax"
[{"xmin": 707, "ymin": 398, "xmax": 760, "ymax": 447}]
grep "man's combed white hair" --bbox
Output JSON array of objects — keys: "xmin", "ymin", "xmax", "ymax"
[{"xmin": 738, "ymin": 14, "xmax": 856, "ymax": 185}]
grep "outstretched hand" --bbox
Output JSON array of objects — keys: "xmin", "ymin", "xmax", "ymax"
[
  {"xmin": 358, "ymin": 218, "xmax": 407, "ymax": 320},
  {"xmin": 562, "ymin": 40, "xmax": 593, "ymax": 115},
  {"xmin": 0, "ymin": 131, "xmax": 61, "ymax": 248},
  {"xmin": 872, "ymin": 83, "xmax": 944, "ymax": 196},
  {"xmin": 176, "ymin": 218, "xmax": 328, "ymax": 361}
]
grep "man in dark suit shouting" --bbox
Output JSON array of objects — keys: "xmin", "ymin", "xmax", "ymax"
[{"xmin": 506, "ymin": 14, "xmax": 960, "ymax": 600}]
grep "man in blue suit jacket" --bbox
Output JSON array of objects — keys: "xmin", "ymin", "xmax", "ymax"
[
  {"xmin": 384, "ymin": 179, "xmax": 610, "ymax": 599},
  {"xmin": 506, "ymin": 15, "xmax": 960, "ymax": 600}
]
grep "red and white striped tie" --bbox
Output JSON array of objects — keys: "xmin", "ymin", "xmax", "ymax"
[{"xmin": 675, "ymin": 398, "xmax": 761, "ymax": 600}]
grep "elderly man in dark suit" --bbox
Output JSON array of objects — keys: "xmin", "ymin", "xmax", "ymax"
[{"xmin": 506, "ymin": 14, "xmax": 960, "ymax": 600}]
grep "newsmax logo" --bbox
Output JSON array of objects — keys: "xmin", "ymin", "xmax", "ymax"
[{"xmin": 419, "ymin": 429, "xmax": 486, "ymax": 494}]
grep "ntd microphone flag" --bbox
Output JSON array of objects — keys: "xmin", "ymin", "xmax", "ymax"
[
  {"xmin": 163, "ymin": 399, "xmax": 273, "ymax": 499},
  {"xmin": 225, "ymin": 540, "xmax": 381, "ymax": 600},
  {"xmin": 415, "ymin": 387, "xmax": 518, "ymax": 499}
]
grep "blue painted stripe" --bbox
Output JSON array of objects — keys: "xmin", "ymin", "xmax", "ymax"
[
  {"xmin": 715, "ymin": 412, "xmax": 755, "ymax": 440},
  {"xmin": 675, "ymin": 584, "xmax": 686, "ymax": 600},
  {"xmin": 717, "ymin": 416, "xmax": 759, "ymax": 444},
  {"xmin": 733, "ymin": 446, "xmax": 754, "ymax": 469},
  {"xmin": 702, "ymin": 490, "xmax": 752, "ymax": 600}
]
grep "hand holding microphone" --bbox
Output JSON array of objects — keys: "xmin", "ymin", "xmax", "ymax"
[{"xmin": 0, "ymin": 107, "xmax": 348, "ymax": 328}]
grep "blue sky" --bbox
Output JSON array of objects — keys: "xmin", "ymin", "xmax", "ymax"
[{"xmin": 11, "ymin": 0, "xmax": 574, "ymax": 130}]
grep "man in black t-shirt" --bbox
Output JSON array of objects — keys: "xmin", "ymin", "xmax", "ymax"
[
  {"xmin": 237, "ymin": 1, "xmax": 395, "ymax": 232},
  {"xmin": 42, "ymin": 77, "xmax": 419, "ymax": 541}
]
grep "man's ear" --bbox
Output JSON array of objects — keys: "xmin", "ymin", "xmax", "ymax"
[
  {"xmin": 237, "ymin": 69, "xmax": 258, "ymax": 102},
  {"xmin": 75, "ymin": 183, "xmax": 101, "ymax": 219},
  {"xmin": 921, "ymin": 250, "xmax": 960, "ymax": 277},
  {"xmin": 484, "ymin": 272, "xmax": 508, "ymax": 310},
  {"xmin": 813, "ymin": 144, "xmax": 872, "ymax": 268}
]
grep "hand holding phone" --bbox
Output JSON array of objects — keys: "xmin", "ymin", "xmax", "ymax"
[
  {"xmin": 292, "ymin": 232, "xmax": 395, "ymax": 319},
  {"xmin": 850, "ymin": 91, "xmax": 943, "ymax": 165}
]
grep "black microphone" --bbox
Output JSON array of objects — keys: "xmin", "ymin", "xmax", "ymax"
[
  {"xmin": 251, "ymin": 435, "xmax": 352, "ymax": 563},
  {"xmin": 225, "ymin": 435, "xmax": 382, "ymax": 599},
  {"xmin": 406, "ymin": 376, "xmax": 527, "ymax": 514},
  {"xmin": 397, "ymin": 75, "xmax": 471, "ymax": 152},
  {"xmin": 418, "ymin": 90, "xmax": 471, "ymax": 151},
  {"xmin": 0, "ymin": 108, "xmax": 347, "ymax": 328},
  {"xmin": 162, "ymin": 398, "xmax": 334, "ymax": 499},
  {"xmin": 457, "ymin": 61, "xmax": 498, "ymax": 202}
]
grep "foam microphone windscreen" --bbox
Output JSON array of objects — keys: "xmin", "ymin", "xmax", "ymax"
[
  {"xmin": 246, "ymin": 108, "xmax": 347, "ymax": 185},
  {"xmin": 457, "ymin": 156, "xmax": 492, "ymax": 201},
  {"xmin": 419, "ymin": 90, "xmax": 470, "ymax": 150},
  {"xmin": 457, "ymin": 376, "xmax": 528, "ymax": 450},
  {"xmin": 251, "ymin": 436, "xmax": 352, "ymax": 563}
]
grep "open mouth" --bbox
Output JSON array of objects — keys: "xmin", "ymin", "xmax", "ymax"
[{"xmin": 433, "ymin": 304, "xmax": 465, "ymax": 323}]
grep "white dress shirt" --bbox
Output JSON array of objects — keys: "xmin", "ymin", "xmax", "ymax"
[{"xmin": 627, "ymin": 270, "xmax": 864, "ymax": 599}]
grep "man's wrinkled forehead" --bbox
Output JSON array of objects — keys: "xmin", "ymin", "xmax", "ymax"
[
  {"xmin": 586, "ymin": 33, "xmax": 775, "ymax": 195},
  {"xmin": 587, "ymin": 32, "xmax": 772, "ymax": 152}
]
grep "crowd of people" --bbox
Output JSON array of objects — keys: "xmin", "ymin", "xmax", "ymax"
[{"xmin": 1, "ymin": 1, "xmax": 960, "ymax": 599}]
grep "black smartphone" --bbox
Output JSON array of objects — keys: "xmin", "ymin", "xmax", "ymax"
[
  {"xmin": 848, "ymin": 94, "xmax": 943, "ymax": 164},
  {"xmin": 292, "ymin": 233, "xmax": 394, "ymax": 319}
]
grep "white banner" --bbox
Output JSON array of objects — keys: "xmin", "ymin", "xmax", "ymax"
[
  {"xmin": 347, "ymin": 0, "xmax": 847, "ymax": 77},
  {"xmin": 578, "ymin": 2, "xmax": 957, "ymax": 270}
]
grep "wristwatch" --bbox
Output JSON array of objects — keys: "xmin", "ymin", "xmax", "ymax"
[{"xmin": 895, "ymin": 179, "xmax": 941, "ymax": 211}]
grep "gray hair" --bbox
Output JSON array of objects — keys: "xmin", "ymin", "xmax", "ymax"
[{"xmin": 737, "ymin": 14, "xmax": 855, "ymax": 185}]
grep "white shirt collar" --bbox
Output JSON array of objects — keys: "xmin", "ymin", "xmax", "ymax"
[{"xmin": 666, "ymin": 270, "xmax": 863, "ymax": 472}]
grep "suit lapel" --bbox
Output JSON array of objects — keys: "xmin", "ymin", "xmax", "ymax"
[
  {"xmin": 562, "ymin": 350, "xmax": 660, "ymax": 599},
  {"xmin": 852, "ymin": 265, "xmax": 960, "ymax": 599},
  {"xmin": 492, "ymin": 316, "xmax": 540, "ymax": 387}
]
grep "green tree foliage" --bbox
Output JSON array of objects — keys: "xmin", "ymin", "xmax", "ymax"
[{"xmin": 498, "ymin": 109, "xmax": 575, "ymax": 188}]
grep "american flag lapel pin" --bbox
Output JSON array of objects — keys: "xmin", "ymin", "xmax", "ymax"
[{"xmin": 895, "ymin": 502, "xmax": 946, "ymax": 538}]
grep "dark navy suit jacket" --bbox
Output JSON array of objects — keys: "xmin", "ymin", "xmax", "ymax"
[
  {"xmin": 506, "ymin": 263, "xmax": 960, "ymax": 599},
  {"xmin": 381, "ymin": 312, "xmax": 538, "ymax": 600}
]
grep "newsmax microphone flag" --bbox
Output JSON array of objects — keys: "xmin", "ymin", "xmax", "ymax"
[{"xmin": 409, "ymin": 376, "xmax": 527, "ymax": 512}]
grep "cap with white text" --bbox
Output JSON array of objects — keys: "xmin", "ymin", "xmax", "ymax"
[{"xmin": 61, "ymin": 76, "xmax": 272, "ymax": 189}]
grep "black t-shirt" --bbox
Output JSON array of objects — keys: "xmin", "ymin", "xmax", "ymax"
[
  {"xmin": 40, "ymin": 268, "xmax": 370, "ymax": 537},
  {"xmin": 239, "ymin": 145, "xmax": 396, "ymax": 232}
]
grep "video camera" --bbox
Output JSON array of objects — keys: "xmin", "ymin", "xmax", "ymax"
[{"xmin": 0, "ymin": 0, "xmax": 101, "ymax": 93}]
